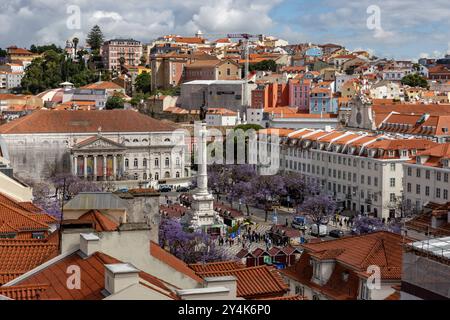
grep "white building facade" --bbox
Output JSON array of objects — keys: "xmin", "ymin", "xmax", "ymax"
[
  {"xmin": 258, "ymin": 128, "xmax": 438, "ymax": 219},
  {"xmin": 403, "ymin": 143, "xmax": 450, "ymax": 211},
  {"xmin": 0, "ymin": 110, "xmax": 190, "ymax": 188}
]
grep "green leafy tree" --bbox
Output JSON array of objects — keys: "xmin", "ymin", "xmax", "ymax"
[
  {"xmin": 140, "ymin": 55, "xmax": 147, "ymax": 66},
  {"xmin": 0, "ymin": 48, "xmax": 7, "ymax": 58},
  {"xmin": 401, "ymin": 73, "xmax": 429, "ymax": 89},
  {"xmin": 249, "ymin": 59, "xmax": 277, "ymax": 72},
  {"xmin": 134, "ymin": 72, "xmax": 151, "ymax": 94},
  {"xmin": 21, "ymin": 49, "xmax": 97, "ymax": 94},
  {"xmin": 130, "ymin": 92, "xmax": 149, "ymax": 106},
  {"xmin": 86, "ymin": 25, "xmax": 104, "ymax": 52},
  {"xmin": 105, "ymin": 96, "xmax": 125, "ymax": 109},
  {"xmin": 29, "ymin": 44, "xmax": 63, "ymax": 54}
]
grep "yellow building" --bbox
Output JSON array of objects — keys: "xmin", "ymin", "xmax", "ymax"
[
  {"xmin": 7, "ymin": 46, "xmax": 39, "ymax": 64},
  {"xmin": 341, "ymin": 78, "xmax": 361, "ymax": 99}
]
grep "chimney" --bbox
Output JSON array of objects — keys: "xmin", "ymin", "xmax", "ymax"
[
  {"xmin": 80, "ymin": 233, "xmax": 100, "ymax": 257},
  {"xmin": 104, "ymin": 263, "xmax": 140, "ymax": 295},
  {"xmin": 204, "ymin": 276, "xmax": 238, "ymax": 299}
]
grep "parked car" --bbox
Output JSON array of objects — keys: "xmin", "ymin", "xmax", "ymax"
[
  {"xmin": 177, "ymin": 186, "xmax": 189, "ymax": 192},
  {"xmin": 159, "ymin": 186, "xmax": 172, "ymax": 192},
  {"xmin": 291, "ymin": 216, "xmax": 307, "ymax": 230},
  {"xmin": 329, "ymin": 229, "xmax": 345, "ymax": 238}
]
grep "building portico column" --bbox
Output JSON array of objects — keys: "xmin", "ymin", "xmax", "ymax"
[
  {"xmin": 83, "ymin": 155, "xmax": 88, "ymax": 179},
  {"xmin": 93, "ymin": 156, "xmax": 98, "ymax": 181},
  {"xmin": 73, "ymin": 156, "xmax": 78, "ymax": 176},
  {"xmin": 113, "ymin": 155, "xmax": 117, "ymax": 180},
  {"xmin": 103, "ymin": 155, "xmax": 107, "ymax": 181}
]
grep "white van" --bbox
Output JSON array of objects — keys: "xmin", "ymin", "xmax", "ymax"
[{"xmin": 311, "ymin": 224, "xmax": 328, "ymax": 237}]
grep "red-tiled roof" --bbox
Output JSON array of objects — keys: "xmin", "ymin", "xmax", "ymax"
[
  {"xmin": 77, "ymin": 210, "xmax": 119, "ymax": 232},
  {"xmin": 0, "ymin": 284, "xmax": 48, "ymax": 300},
  {"xmin": 0, "ymin": 202, "xmax": 50, "ymax": 236},
  {"xmin": 196, "ymin": 265, "xmax": 289, "ymax": 299},
  {"xmin": 81, "ymin": 81, "xmax": 123, "ymax": 90},
  {"xmin": 0, "ymin": 241, "xmax": 58, "ymax": 285},
  {"xmin": 366, "ymin": 139, "xmax": 438, "ymax": 151},
  {"xmin": 12, "ymin": 251, "xmax": 177, "ymax": 300},
  {"xmin": 261, "ymin": 294, "xmax": 307, "ymax": 300},
  {"xmin": 150, "ymin": 241, "xmax": 203, "ymax": 284},
  {"xmin": 0, "ymin": 110, "xmax": 177, "ymax": 134},
  {"xmin": 301, "ymin": 231, "xmax": 408, "ymax": 279},
  {"xmin": 189, "ymin": 261, "xmax": 245, "ymax": 273}
]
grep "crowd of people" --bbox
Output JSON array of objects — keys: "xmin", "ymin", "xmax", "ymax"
[{"xmin": 217, "ymin": 226, "xmax": 293, "ymax": 251}]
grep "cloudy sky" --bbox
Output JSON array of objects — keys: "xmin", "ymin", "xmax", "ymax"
[{"xmin": 1, "ymin": 0, "xmax": 449, "ymax": 60}]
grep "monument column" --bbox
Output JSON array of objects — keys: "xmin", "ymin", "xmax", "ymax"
[{"xmin": 197, "ymin": 122, "xmax": 209, "ymax": 194}]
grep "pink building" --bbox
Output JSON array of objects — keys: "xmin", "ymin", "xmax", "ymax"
[
  {"xmin": 289, "ymin": 78, "xmax": 311, "ymax": 112},
  {"xmin": 101, "ymin": 39, "xmax": 143, "ymax": 71}
]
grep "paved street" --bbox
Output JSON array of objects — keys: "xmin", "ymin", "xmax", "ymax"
[{"xmin": 215, "ymin": 223, "xmax": 272, "ymax": 258}]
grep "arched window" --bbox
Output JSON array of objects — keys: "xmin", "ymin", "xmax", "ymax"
[
  {"xmin": 165, "ymin": 157, "xmax": 170, "ymax": 167},
  {"xmin": 155, "ymin": 172, "xmax": 159, "ymax": 180},
  {"xmin": 125, "ymin": 158, "xmax": 129, "ymax": 167},
  {"xmin": 134, "ymin": 158, "xmax": 138, "ymax": 168},
  {"xmin": 143, "ymin": 158, "xmax": 147, "ymax": 167},
  {"xmin": 176, "ymin": 157, "xmax": 180, "ymax": 166},
  {"xmin": 176, "ymin": 172, "xmax": 180, "ymax": 178},
  {"xmin": 165, "ymin": 171, "xmax": 170, "ymax": 178},
  {"xmin": 155, "ymin": 158, "xmax": 159, "ymax": 167},
  {"xmin": 143, "ymin": 173, "xmax": 147, "ymax": 180}
]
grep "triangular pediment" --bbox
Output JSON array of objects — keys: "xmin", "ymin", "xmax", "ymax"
[{"xmin": 73, "ymin": 135, "xmax": 126, "ymax": 150}]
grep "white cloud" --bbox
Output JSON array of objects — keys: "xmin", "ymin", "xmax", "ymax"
[{"xmin": 92, "ymin": 11, "xmax": 123, "ymax": 21}]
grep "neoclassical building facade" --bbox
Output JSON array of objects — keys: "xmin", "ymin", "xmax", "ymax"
[{"xmin": 0, "ymin": 110, "xmax": 189, "ymax": 187}]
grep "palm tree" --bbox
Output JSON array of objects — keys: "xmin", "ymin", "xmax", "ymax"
[{"xmin": 72, "ymin": 37, "xmax": 79, "ymax": 59}]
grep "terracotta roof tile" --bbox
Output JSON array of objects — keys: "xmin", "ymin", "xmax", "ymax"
[
  {"xmin": 0, "ymin": 202, "xmax": 50, "ymax": 236},
  {"xmin": 261, "ymin": 294, "xmax": 307, "ymax": 300},
  {"xmin": 0, "ymin": 284, "xmax": 48, "ymax": 300},
  {"xmin": 13, "ymin": 251, "xmax": 177, "ymax": 300},
  {"xmin": 196, "ymin": 265, "xmax": 289, "ymax": 299},
  {"xmin": 189, "ymin": 261, "xmax": 245, "ymax": 273},
  {"xmin": 301, "ymin": 231, "xmax": 408, "ymax": 275},
  {"xmin": 0, "ymin": 241, "xmax": 58, "ymax": 284},
  {"xmin": 76, "ymin": 210, "xmax": 119, "ymax": 232},
  {"xmin": 0, "ymin": 110, "xmax": 177, "ymax": 134},
  {"xmin": 81, "ymin": 81, "xmax": 123, "ymax": 90}
]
